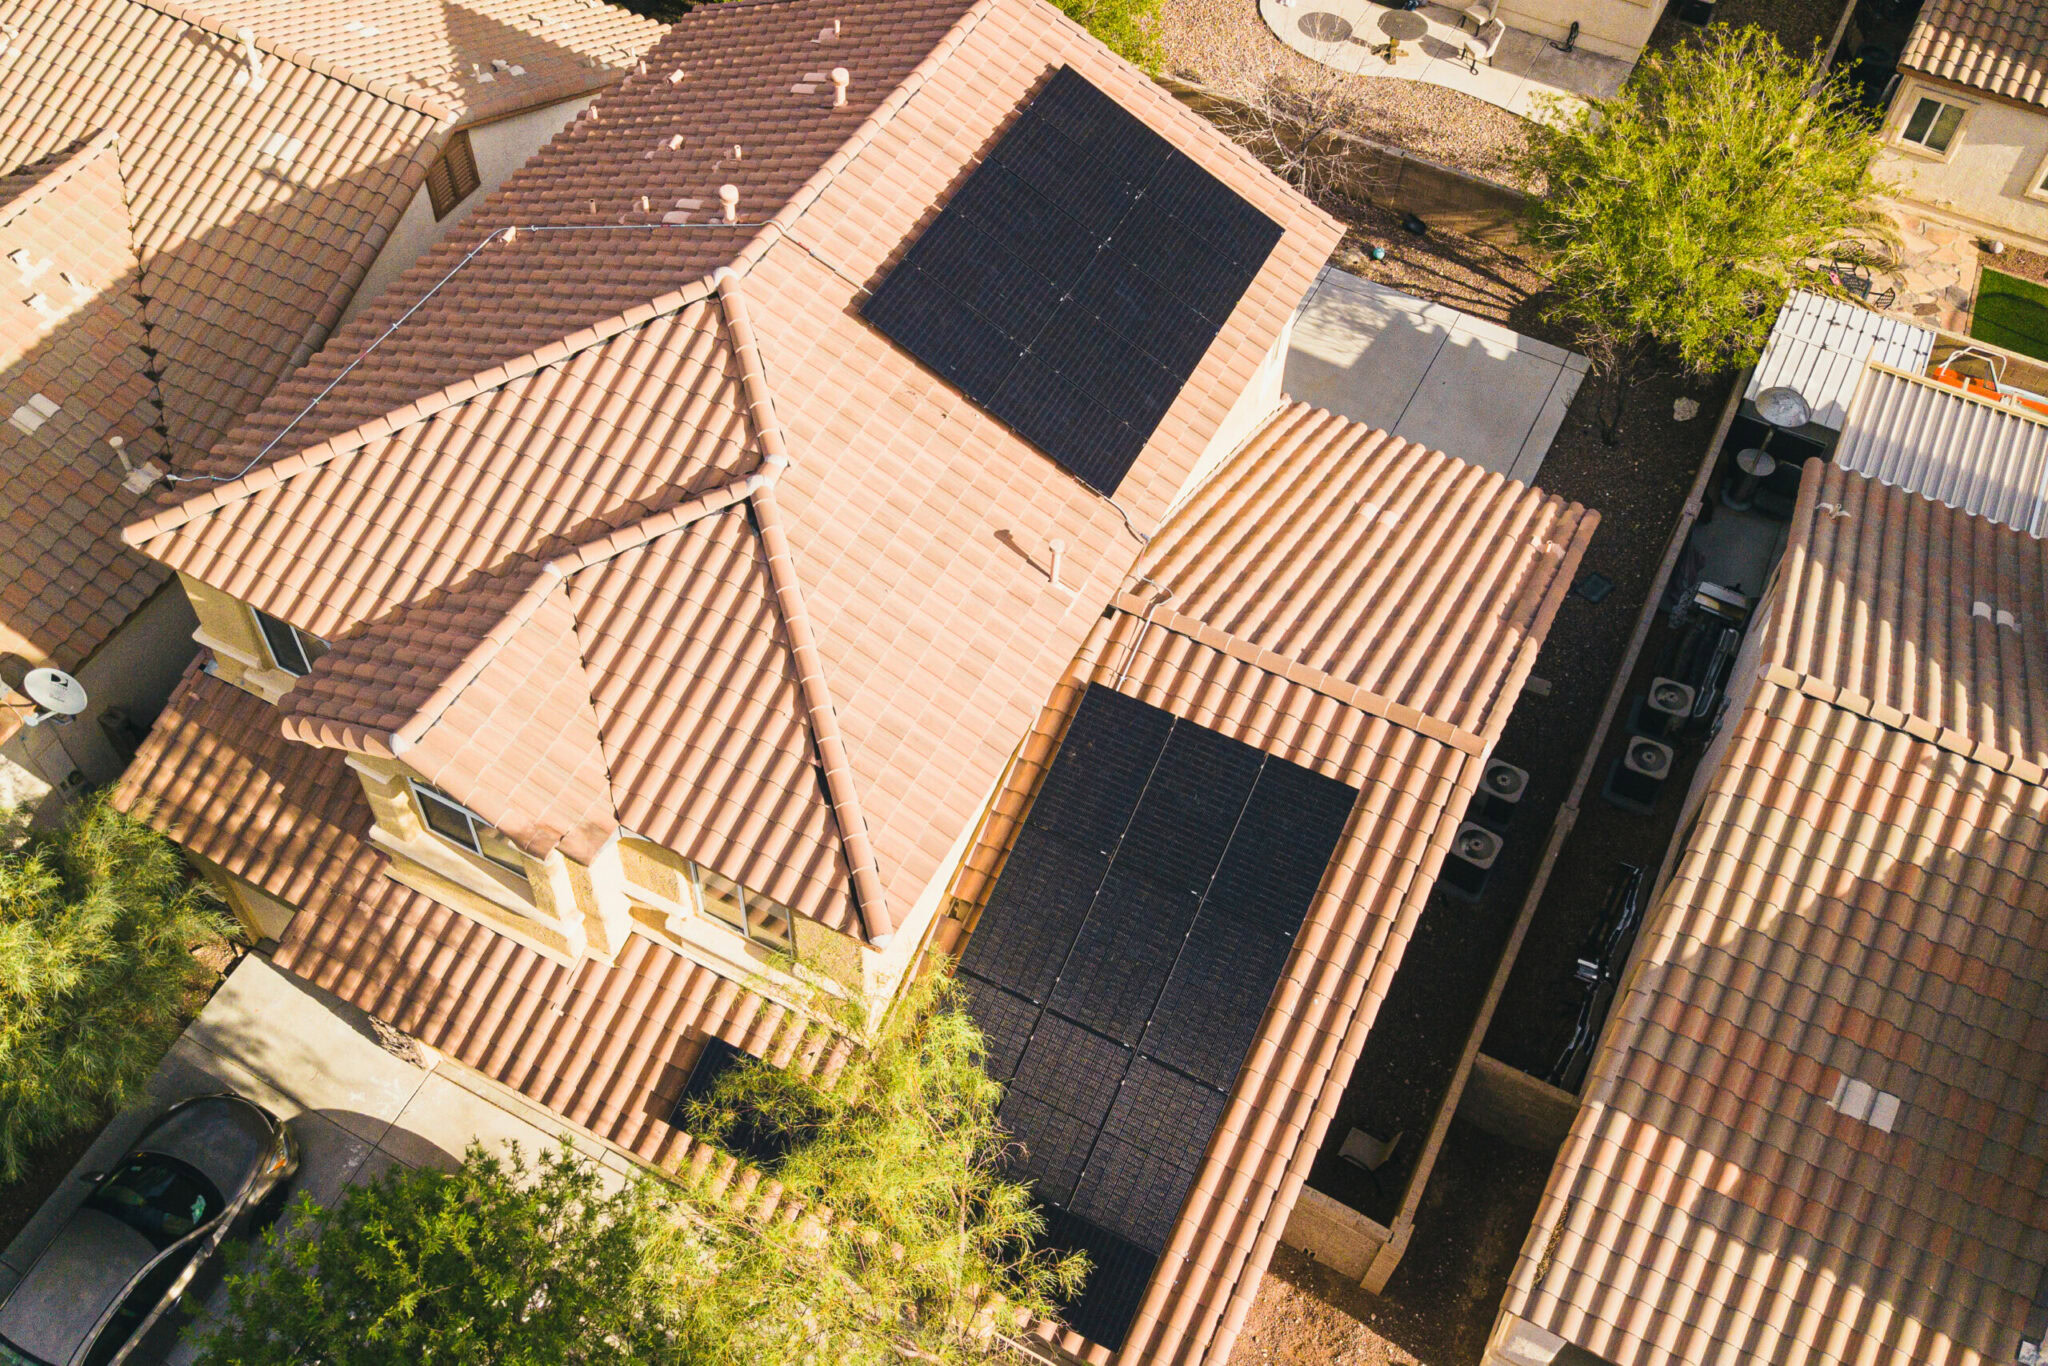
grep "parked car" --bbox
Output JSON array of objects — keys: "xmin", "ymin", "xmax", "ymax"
[{"xmin": 0, "ymin": 1095, "xmax": 298, "ymax": 1366}]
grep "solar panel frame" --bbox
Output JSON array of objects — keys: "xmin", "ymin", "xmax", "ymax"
[
  {"xmin": 955, "ymin": 684, "xmax": 1358, "ymax": 1352},
  {"xmin": 956, "ymin": 826, "xmax": 1111, "ymax": 1003},
  {"xmin": 860, "ymin": 64, "xmax": 1282, "ymax": 497}
]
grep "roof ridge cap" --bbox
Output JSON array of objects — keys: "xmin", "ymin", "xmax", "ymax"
[
  {"xmin": 124, "ymin": 266, "xmax": 726, "ymax": 547},
  {"xmin": 0, "ymin": 131, "xmax": 123, "ymax": 229},
  {"xmin": 122, "ymin": 0, "xmax": 461, "ymax": 122}
]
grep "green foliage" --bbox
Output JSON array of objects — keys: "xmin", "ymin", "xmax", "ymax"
[
  {"xmin": 1517, "ymin": 26, "xmax": 1890, "ymax": 441},
  {"xmin": 1052, "ymin": 0, "xmax": 1162, "ymax": 72},
  {"xmin": 194, "ymin": 1142, "xmax": 704, "ymax": 1365},
  {"xmin": 0, "ymin": 794, "xmax": 233, "ymax": 1180},
  {"xmin": 679, "ymin": 965, "xmax": 1087, "ymax": 1364}
]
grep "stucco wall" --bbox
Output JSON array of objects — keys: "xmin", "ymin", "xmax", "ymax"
[
  {"xmin": 1878, "ymin": 75, "xmax": 2048, "ymax": 251},
  {"xmin": 340, "ymin": 93, "xmax": 601, "ymax": 329},
  {"xmin": 0, "ymin": 584, "xmax": 197, "ymax": 812},
  {"xmin": 1495, "ymin": 0, "xmax": 1666, "ymax": 62}
]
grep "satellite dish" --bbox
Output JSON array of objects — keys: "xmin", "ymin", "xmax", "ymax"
[
  {"xmin": 23, "ymin": 668, "xmax": 87, "ymax": 717},
  {"xmin": 1754, "ymin": 385, "xmax": 1812, "ymax": 429}
]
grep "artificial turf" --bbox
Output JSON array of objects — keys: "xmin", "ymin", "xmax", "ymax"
[{"xmin": 1971, "ymin": 267, "xmax": 2048, "ymax": 362}]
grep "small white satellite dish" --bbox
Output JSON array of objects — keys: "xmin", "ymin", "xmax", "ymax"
[
  {"xmin": 1754, "ymin": 385, "xmax": 1812, "ymax": 430},
  {"xmin": 23, "ymin": 667, "xmax": 87, "ymax": 717}
]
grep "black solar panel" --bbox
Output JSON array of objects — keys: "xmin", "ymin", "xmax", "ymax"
[
  {"xmin": 861, "ymin": 65, "xmax": 1282, "ymax": 497},
  {"xmin": 957, "ymin": 685, "xmax": 1358, "ymax": 1351},
  {"xmin": 1046, "ymin": 869, "xmax": 1197, "ymax": 1045},
  {"xmin": 1040, "ymin": 1208, "xmax": 1161, "ymax": 1349},
  {"xmin": 958, "ymin": 971, "xmax": 1039, "ymax": 1083},
  {"xmin": 957, "ymin": 826, "xmax": 1110, "ymax": 1003}
]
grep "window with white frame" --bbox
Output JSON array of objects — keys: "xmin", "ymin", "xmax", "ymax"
[
  {"xmin": 252, "ymin": 607, "xmax": 328, "ymax": 677},
  {"xmin": 1899, "ymin": 94, "xmax": 1967, "ymax": 154},
  {"xmin": 409, "ymin": 780, "xmax": 530, "ymax": 883},
  {"xmin": 691, "ymin": 864, "xmax": 795, "ymax": 954}
]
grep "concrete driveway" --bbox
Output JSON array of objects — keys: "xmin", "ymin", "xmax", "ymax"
[
  {"xmin": 0, "ymin": 955, "xmax": 634, "ymax": 1363},
  {"xmin": 1285, "ymin": 267, "xmax": 1588, "ymax": 485}
]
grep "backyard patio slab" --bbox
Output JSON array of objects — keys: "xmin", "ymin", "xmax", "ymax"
[
  {"xmin": 1284, "ymin": 266, "xmax": 1588, "ymax": 483},
  {"xmin": 1259, "ymin": 0, "xmax": 1631, "ymax": 120}
]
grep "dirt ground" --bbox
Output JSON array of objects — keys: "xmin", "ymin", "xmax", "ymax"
[
  {"xmin": 1237, "ymin": 1122, "xmax": 1556, "ymax": 1365},
  {"xmin": 1156, "ymin": 0, "xmax": 1536, "ymax": 183},
  {"xmin": 0, "ymin": 1123, "xmax": 103, "ymax": 1251}
]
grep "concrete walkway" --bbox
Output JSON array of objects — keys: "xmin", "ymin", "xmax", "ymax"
[
  {"xmin": 0, "ymin": 955, "xmax": 634, "ymax": 1363},
  {"xmin": 1285, "ymin": 267, "xmax": 1587, "ymax": 484},
  {"xmin": 1260, "ymin": 0, "xmax": 1631, "ymax": 121}
]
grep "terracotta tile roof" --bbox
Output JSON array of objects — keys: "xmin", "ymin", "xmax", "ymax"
[
  {"xmin": 0, "ymin": 135, "xmax": 168, "ymax": 707},
  {"xmin": 950, "ymin": 403, "xmax": 1597, "ymax": 1365},
  {"xmin": 1766, "ymin": 461, "xmax": 2048, "ymax": 781},
  {"xmin": 119, "ymin": 662, "xmax": 818, "ymax": 1161},
  {"xmin": 1901, "ymin": 0, "xmax": 2048, "ymax": 107},
  {"xmin": 122, "ymin": 0, "xmax": 1342, "ymax": 942},
  {"xmin": 0, "ymin": 0, "xmax": 456, "ymax": 467},
  {"xmin": 1501, "ymin": 462, "xmax": 2048, "ymax": 1366},
  {"xmin": 160, "ymin": 0, "xmax": 666, "ymax": 125}
]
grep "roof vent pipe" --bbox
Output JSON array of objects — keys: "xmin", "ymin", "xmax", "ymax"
[
  {"xmin": 719, "ymin": 184, "xmax": 739, "ymax": 222},
  {"xmin": 1047, "ymin": 538, "xmax": 1066, "ymax": 589},
  {"xmin": 831, "ymin": 67, "xmax": 849, "ymax": 105},
  {"xmin": 236, "ymin": 28, "xmax": 266, "ymax": 90}
]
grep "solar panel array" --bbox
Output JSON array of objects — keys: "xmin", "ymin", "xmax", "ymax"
[
  {"xmin": 958, "ymin": 685, "xmax": 1358, "ymax": 1348},
  {"xmin": 861, "ymin": 65, "xmax": 1283, "ymax": 498}
]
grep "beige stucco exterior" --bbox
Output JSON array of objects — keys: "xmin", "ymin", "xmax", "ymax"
[
  {"xmin": 1877, "ymin": 73, "xmax": 2048, "ymax": 254},
  {"xmin": 340, "ymin": 94, "xmax": 602, "ymax": 330}
]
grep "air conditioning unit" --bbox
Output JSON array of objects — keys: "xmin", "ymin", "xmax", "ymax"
[
  {"xmin": 1472, "ymin": 757, "xmax": 1530, "ymax": 830},
  {"xmin": 1646, "ymin": 677, "xmax": 1695, "ymax": 719},
  {"xmin": 1624, "ymin": 736, "xmax": 1674, "ymax": 781},
  {"xmin": 1441, "ymin": 821, "xmax": 1502, "ymax": 901}
]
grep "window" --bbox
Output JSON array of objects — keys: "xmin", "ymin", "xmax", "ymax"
[
  {"xmin": 1900, "ymin": 94, "xmax": 1966, "ymax": 154},
  {"xmin": 425, "ymin": 129, "xmax": 481, "ymax": 219},
  {"xmin": 410, "ymin": 780, "xmax": 530, "ymax": 881},
  {"xmin": 691, "ymin": 863, "xmax": 795, "ymax": 953},
  {"xmin": 252, "ymin": 608, "xmax": 327, "ymax": 677}
]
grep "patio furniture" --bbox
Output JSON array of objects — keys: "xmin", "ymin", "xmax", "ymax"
[
  {"xmin": 1463, "ymin": 18, "xmax": 1506, "ymax": 70},
  {"xmin": 1452, "ymin": 0, "xmax": 1498, "ymax": 31}
]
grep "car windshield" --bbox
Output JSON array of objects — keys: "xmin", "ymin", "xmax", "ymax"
[{"xmin": 83, "ymin": 1154, "xmax": 223, "ymax": 1250}]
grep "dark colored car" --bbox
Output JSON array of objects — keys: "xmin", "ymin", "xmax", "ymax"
[{"xmin": 0, "ymin": 1095, "xmax": 299, "ymax": 1366}]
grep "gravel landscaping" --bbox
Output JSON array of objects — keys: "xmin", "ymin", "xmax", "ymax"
[{"xmin": 1157, "ymin": 0, "xmax": 1536, "ymax": 183}]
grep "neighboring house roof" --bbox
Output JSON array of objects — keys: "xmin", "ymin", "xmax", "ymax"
[
  {"xmin": 1901, "ymin": 0, "xmax": 2048, "ymax": 107},
  {"xmin": 0, "ymin": 136, "xmax": 168, "ymax": 698},
  {"xmin": 118, "ymin": 661, "xmax": 821, "ymax": 1159},
  {"xmin": 122, "ymin": 0, "xmax": 1342, "ymax": 942},
  {"xmin": 0, "ymin": 0, "xmax": 454, "ymax": 466},
  {"xmin": 155, "ymin": 0, "xmax": 665, "ymax": 125},
  {"xmin": 1836, "ymin": 361, "xmax": 2048, "ymax": 537},
  {"xmin": 1501, "ymin": 462, "xmax": 2048, "ymax": 1366},
  {"xmin": 1746, "ymin": 291, "xmax": 1935, "ymax": 432},
  {"xmin": 951, "ymin": 401, "xmax": 1598, "ymax": 1366}
]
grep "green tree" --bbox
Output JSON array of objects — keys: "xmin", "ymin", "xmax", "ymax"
[
  {"xmin": 1053, "ymin": 0, "xmax": 1162, "ymax": 71},
  {"xmin": 1518, "ymin": 26, "xmax": 1890, "ymax": 443},
  {"xmin": 678, "ymin": 964, "xmax": 1087, "ymax": 1364},
  {"xmin": 0, "ymin": 794, "xmax": 233, "ymax": 1179},
  {"xmin": 193, "ymin": 1142, "xmax": 704, "ymax": 1365}
]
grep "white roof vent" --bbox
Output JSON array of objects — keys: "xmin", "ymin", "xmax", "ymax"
[
  {"xmin": 342, "ymin": 18, "xmax": 382, "ymax": 35},
  {"xmin": 1828, "ymin": 1075, "xmax": 1900, "ymax": 1133},
  {"xmin": 235, "ymin": 28, "xmax": 266, "ymax": 90},
  {"xmin": 58, "ymin": 270, "xmax": 91, "ymax": 300},
  {"xmin": 7, "ymin": 247, "xmax": 47, "ymax": 282},
  {"xmin": 253, "ymin": 130, "xmax": 305, "ymax": 177},
  {"xmin": 23, "ymin": 291, "xmax": 58, "ymax": 320},
  {"xmin": 9, "ymin": 391, "xmax": 60, "ymax": 435}
]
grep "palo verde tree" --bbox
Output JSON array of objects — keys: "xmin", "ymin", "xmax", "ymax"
[
  {"xmin": 193, "ymin": 1141, "xmax": 704, "ymax": 1365},
  {"xmin": 678, "ymin": 963, "xmax": 1088, "ymax": 1365},
  {"xmin": 1517, "ymin": 26, "xmax": 1891, "ymax": 443},
  {"xmin": 0, "ymin": 794, "xmax": 234, "ymax": 1180}
]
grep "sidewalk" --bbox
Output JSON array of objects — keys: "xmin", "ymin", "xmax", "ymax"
[{"xmin": 0, "ymin": 955, "xmax": 637, "ymax": 1361}]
